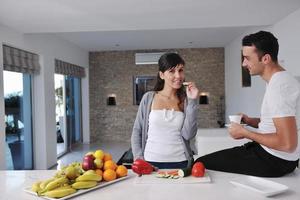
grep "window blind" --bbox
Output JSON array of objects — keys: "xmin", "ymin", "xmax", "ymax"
[
  {"xmin": 3, "ymin": 45, "xmax": 40, "ymax": 74},
  {"xmin": 55, "ymin": 59, "xmax": 85, "ymax": 78}
]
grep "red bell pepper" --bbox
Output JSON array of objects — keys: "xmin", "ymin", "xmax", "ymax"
[{"xmin": 132, "ymin": 159, "xmax": 156, "ymax": 175}]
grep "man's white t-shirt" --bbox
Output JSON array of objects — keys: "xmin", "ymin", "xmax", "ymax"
[{"xmin": 258, "ymin": 71, "xmax": 300, "ymax": 161}]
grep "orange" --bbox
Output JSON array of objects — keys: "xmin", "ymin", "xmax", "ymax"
[
  {"xmin": 103, "ymin": 169, "xmax": 117, "ymax": 181},
  {"xmin": 95, "ymin": 169, "xmax": 103, "ymax": 177},
  {"xmin": 103, "ymin": 153, "xmax": 112, "ymax": 162},
  {"xmin": 103, "ymin": 160, "xmax": 117, "ymax": 171},
  {"xmin": 116, "ymin": 165, "xmax": 128, "ymax": 178}
]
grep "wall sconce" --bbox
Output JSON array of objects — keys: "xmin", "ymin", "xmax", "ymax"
[
  {"xmin": 107, "ymin": 94, "xmax": 116, "ymax": 106},
  {"xmin": 199, "ymin": 92, "xmax": 209, "ymax": 105}
]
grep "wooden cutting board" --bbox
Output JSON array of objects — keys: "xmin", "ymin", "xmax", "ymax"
[{"xmin": 134, "ymin": 172, "xmax": 211, "ymax": 184}]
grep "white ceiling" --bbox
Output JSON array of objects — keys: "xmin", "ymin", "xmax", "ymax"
[{"xmin": 1, "ymin": 0, "xmax": 300, "ymax": 51}]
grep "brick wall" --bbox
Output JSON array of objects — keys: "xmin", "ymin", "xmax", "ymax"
[{"xmin": 89, "ymin": 48, "xmax": 224, "ymax": 143}]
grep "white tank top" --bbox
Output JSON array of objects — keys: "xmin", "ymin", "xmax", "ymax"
[{"xmin": 144, "ymin": 109, "xmax": 186, "ymax": 162}]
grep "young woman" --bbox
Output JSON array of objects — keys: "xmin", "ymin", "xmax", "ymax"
[{"xmin": 131, "ymin": 52, "xmax": 199, "ymax": 169}]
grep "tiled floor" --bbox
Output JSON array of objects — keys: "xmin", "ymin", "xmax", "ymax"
[{"xmin": 55, "ymin": 141, "xmax": 131, "ymax": 170}]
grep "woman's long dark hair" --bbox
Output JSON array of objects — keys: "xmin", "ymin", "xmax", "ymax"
[{"xmin": 153, "ymin": 52, "xmax": 186, "ymax": 108}]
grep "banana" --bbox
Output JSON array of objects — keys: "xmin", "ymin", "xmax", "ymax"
[
  {"xmin": 84, "ymin": 170, "xmax": 96, "ymax": 175},
  {"xmin": 54, "ymin": 184, "xmax": 72, "ymax": 190},
  {"xmin": 76, "ymin": 173, "xmax": 102, "ymax": 182},
  {"xmin": 39, "ymin": 177, "xmax": 69, "ymax": 195},
  {"xmin": 31, "ymin": 181, "xmax": 42, "ymax": 193},
  {"xmin": 72, "ymin": 181, "xmax": 97, "ymax": 189},
  {"xmin": 39, "ymin": 178, "xmax": 55, "ymax": 190},
  {"xmin": 44, "ymin": 188, "xmax": 77, "ymax": 198}
]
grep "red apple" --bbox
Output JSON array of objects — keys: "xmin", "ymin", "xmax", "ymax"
[
  {"xmin": 84, "ymin": 154, "xmax": 95, "ymax": 161},
  {"xmin": 82, "ymin": 154, "xmax": 96, "ymax": 171}
]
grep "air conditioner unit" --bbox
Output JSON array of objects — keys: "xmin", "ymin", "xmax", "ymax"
[{"xmin": 135, "ymin": 52, "xmax": 165, "ymax": 65}]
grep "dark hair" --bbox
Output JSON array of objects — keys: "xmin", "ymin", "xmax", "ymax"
[
  {"xmin": 153, "ymin": 52, "xmax": 186, "ymax": 106},
  {"xmin": 242, "ymin": 31, "xmax": 279, "ymax": 62}
]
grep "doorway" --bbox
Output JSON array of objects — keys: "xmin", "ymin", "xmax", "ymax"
[{"xmin": 55, "ymin": 74, "xmax": 82, "ymax": 157}]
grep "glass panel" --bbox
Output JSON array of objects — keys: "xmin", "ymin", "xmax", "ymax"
[
  {"xmin": 55, "ymin": 75, "xmax": 82, "ymax": 157},
  {"xmin": 55, "ymin": 74, "xmax": 67, "ymax": 156},
  {"xmin": 65, "ymin": 76, "xmax": 82, "ymax": 145},
  {"xmin": 4, "ymin": 71, "xmax": 33, "ymax": 170}
]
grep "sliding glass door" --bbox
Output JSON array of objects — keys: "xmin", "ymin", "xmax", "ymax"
[
  {"xmin": 55, "ymin": 74, "xmax": 82, "ymax": 157},
  {"xmin": 4, "ymin": 71, "xmax": 33, "ymax": 170},
  {"xmin": 65, "ymin": 76, "xmax": 82, "ymax": 145},
  {"xmin": 55, "ymin": 74, "xmax": 66, "ymax": 156}
]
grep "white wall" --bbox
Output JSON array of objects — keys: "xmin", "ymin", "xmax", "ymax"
[
  {"xmin": 225, "ymin": 8, "xmax": 300, "ymax": 122},
  {"xmin": 24, "ymin": 34, "xmax": 90, "ymax": 166},
  {"xmin": 272, "ymin": 9, "xmax": 300, "ymax": 75},
  {"xmin": 0, "ymin": 25, "xmax": 27, "ymax": 170},
  {"xmin": 0, "ymin": 25, "xmax": 89, "ymax": 169},
  {"xmin": 82, "ymin": 70, "xmax": 90, "ymax": 144},
  {"xmin": 224, "ymin": 29, "xmax": 266, "ymax": 121}
]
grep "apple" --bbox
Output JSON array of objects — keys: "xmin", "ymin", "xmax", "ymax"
[
  {"xmin": 85, "ymin": 151, "xmax": 94, "ymax": 156},
  {"xmin": 84, "ymin": 154, "xmax": 95, "ymax": 161},
  {"xmin": 82, "ymin": 154, "xmax": 96, "ymax": 171},
  {"xmin": 94, "ymin": 149, "xmax": 105, "ymax": 160},
  {"xmin": 65, "ymin": 166, "xmax": 77, "ymax": 180},
  {"xmin": 191, "ymin": 162, "xmax": 205, "ymax": 177},
  {"xmin": 94, "ymin": 158, "xmax": 103, "ymax": 169}
]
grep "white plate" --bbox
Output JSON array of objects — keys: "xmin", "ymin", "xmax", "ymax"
[
  {"xmin": 225, "ymin": 123, "xmax": 247, "ymax": 128},
  {"xmin": 134, "ymin": 172, "xmax": 211, "ymax": 184},
  {"xmin": 24, "ymin": 175, "xmax": 131, "ymax": 200},
  {"xmin": 230, "ymin": 176, "xmax": 288, "ymax": 197}
]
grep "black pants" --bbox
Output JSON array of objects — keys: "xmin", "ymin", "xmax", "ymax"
[{"xmin": 195, "ymin": 142, "xmax": 299, "ymax": 177}]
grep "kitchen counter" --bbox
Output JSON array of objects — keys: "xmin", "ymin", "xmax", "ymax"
[{"xmin": 1, "ymin": 169, "xmax": 300, "ymax": 200}]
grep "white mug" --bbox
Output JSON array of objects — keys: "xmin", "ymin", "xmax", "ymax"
[{"xmin": 229, "ymin": 115, "xmax": 242, "ymax": 124}]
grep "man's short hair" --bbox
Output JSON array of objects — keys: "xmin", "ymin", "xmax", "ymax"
[{"xmin": 242, "ymin": 31, "xmax": 279, "ymax": 62}]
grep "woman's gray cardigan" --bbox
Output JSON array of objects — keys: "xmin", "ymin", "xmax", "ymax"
[{"xmin": 131, "ymin": 91, "xmax": 198, "ymax": 163}]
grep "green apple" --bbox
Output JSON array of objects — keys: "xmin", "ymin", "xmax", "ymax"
[
  {"xmin": 94, "ymin": 158, "xmax": 103, "ymax": 169},
  {"xmin": 94, "ymin": 150, "xmax": 104, "ymax": 160},
  {"xmin": 65, "ymin": 166, "xmax": 77, "ymax": 180}
]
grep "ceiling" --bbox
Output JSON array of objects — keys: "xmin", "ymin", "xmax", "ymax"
[{"xmin": 1, "ymin": 0, "xmax": 300, "ymax": 51}]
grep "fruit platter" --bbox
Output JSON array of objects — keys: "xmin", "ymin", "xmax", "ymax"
[{"xmin": 24, "ymin": 149, "xmax": 131, "ymax": 199}]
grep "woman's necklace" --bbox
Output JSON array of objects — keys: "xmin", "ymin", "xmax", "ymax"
[{"xmin": 157, "ymin": 92, "xmax": 173, "ymax": 100}]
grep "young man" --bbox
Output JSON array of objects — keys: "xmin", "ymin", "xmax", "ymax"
[{"xmin": 195, "ymin": 31, "xmax": 300, "ymax": 177}]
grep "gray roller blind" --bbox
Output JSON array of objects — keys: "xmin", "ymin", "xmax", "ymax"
[
  {"xmin": 55, "ymin": 59, "xmax": 85, "ymax": 78},
  {"xmin": 3, "ymin": 45, "xmax": 40, "ymax": 74}
]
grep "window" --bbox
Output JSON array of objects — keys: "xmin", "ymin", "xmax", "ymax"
[{"xmin": 133, "ymin": 76, "xmax": 156, "ymax": 105}]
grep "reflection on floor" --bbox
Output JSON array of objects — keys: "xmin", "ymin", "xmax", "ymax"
[
  {"xmin": 55, "ymin": 141, "xmax": 131, "ymax": 170},
  {"xmin": 5, "ymin": 142, "xmax": 13, "ymax": 170},
  {"xmin": 57, "ymin": 142, "xmax": 65, "ymax": 156},
  {"xmin": 6, "ymin": 135, "xmax": 22, "ymax": 170}
]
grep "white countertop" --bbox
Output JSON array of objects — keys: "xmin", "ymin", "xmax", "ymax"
[{"xmin": 2, "ymin": 169, "xmax": 300, "ymax": 200}]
